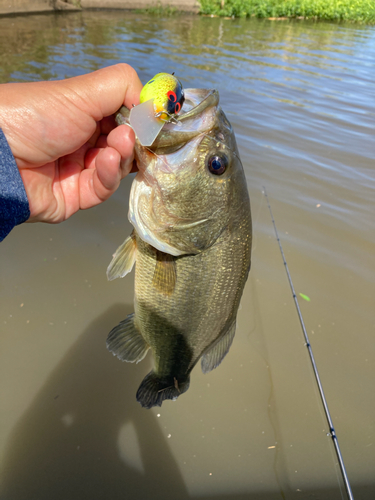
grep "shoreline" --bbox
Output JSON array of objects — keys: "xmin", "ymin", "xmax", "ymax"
[{"xmin": 0, "ymin": 0, "xmax": 374, "ymax": 23}]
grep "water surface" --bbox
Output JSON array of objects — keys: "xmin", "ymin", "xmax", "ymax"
[{"xmin": 0, "ymin": 11, "xmax": 374, "ymax": 500}]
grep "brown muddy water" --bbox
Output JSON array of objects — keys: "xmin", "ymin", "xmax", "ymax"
[{"xmin": 0, "ymin": 10, "xmax": 374, "ymax": 500}]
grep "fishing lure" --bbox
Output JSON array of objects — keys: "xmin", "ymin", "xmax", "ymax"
[
  {"xmin": 141, "ymin": 72, "xmax": 185, "ymax": 118},
  {"xmin": 130, "ymin": 72, "xmax": 185, "ymax": 147}
]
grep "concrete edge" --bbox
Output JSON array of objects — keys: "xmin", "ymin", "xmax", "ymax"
[{"xmin": 0, "ymin": 0, "xmax": 200, "ymax": 16}]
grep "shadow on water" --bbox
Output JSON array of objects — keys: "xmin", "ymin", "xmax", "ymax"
[
  {"xmin": 1, "ymin": 303, "xmax": 373, "ymax": 500},
  {"xmin": 1, "ymin": 304, "xmax": 190, "ymax": 500}
]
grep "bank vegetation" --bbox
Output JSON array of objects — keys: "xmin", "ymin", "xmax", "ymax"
[{"xmin": 199, "ymin": 0, "xmax": 375, "ymax": 23}]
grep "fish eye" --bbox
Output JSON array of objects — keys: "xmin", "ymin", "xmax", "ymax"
[{"xmin": 207, "ymin": 154, "xmax": 228, "ymax": 175}]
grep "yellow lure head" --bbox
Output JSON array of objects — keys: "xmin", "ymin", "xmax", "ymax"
[{"xmin": 140, "ymin": 72, "xmax": 185, "ymax": 120}]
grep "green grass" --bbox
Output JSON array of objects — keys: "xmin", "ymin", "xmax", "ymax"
[{"xmin": 199, "ymin": 0, "xmax": 375, "ymax": 23}]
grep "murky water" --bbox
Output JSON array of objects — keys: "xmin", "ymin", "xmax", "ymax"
[{"xmin": 0, "ymin": 11, "xmax": 374, "ymax": 500}]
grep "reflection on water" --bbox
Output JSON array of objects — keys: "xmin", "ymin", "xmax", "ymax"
[{"xmin": 0, "ymin": 10, "xmax": 374, "ymax": 500}]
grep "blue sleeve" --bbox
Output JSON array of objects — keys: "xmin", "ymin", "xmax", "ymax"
[{"xmin": 0, "ymin": 128, "xmax": 30, "ymax": 241}]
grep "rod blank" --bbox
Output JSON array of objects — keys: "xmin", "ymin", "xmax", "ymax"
[{"xmin": 263, "ymin": 186, "xmax": 354, "ymax": 500}]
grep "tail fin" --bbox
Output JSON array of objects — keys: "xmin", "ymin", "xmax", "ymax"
[{"xmin": 136, "ymin": 371, "xmax": 190, "ymax": 409}]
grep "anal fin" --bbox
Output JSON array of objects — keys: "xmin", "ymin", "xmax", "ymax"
[
  {"xmin": 107, "ymin": 232, "xmax": 136, "ymax": 281},
  {"xmin": 107, "ymin": 313, "xmax": 149, "ymax": 363},
  {"xmin": 201, "ymin": 321, "xmax": 236, "ymax": 374}
]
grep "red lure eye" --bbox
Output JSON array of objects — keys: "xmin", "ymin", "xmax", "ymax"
[
  {"xmin": 167, "ymin": 90, "xmax": 177, "ymax": 102},
  {"xmin": 175, "ymin": 102, "xmax": 181, "ymax": 113}
]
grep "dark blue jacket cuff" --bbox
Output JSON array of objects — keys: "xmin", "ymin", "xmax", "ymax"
[{"xmin": 0, "ymin": 128, "xmax": 30, "ymax": 241}]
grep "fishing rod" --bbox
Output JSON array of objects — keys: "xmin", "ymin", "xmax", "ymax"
[{"xmin": 262, "ymin": 186, "xmax": 354, "ymax": 500}]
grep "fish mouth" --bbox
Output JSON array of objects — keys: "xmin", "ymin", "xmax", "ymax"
[
  {"xmin": 172, "ymin": 89, "xmax": 219, "ymax": 123},
  {"xmin": 116, "ymin": 89, "xmax": 219, "ymax": 154}
]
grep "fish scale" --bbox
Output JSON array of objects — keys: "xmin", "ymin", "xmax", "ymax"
[{"xmin": 107, "ymin": 86, "xmax": 252, "ymax": 408}]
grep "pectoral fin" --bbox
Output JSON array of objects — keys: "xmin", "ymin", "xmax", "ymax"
[
  {"xmin": 107, "ymin": 232, "xmax": 136, "ymax": 281},
  {"xmin": 107, "ymin": 313, "xmax": 149, "ymax": 363},
  {"xmin": 201, "ymin": 322, "xmax": 236, "ymax": 374},
  {"xmin": 152, "ymin": 251, "xmax": 177, "ymax": 296}
]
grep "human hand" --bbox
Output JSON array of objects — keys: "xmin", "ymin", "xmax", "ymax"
[{"xmin": 0, "ymin": 64, "xmax": 143, "ymax": 223}]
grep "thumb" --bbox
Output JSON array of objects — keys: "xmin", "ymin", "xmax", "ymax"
[{"xmin": 58, "ymin": 63, "xmax": 143, "ymax": 120}]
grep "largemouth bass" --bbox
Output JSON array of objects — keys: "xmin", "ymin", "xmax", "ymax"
[{"xmin": 107, "ymin": 88, "xmax": 252, "ymax": 409}]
